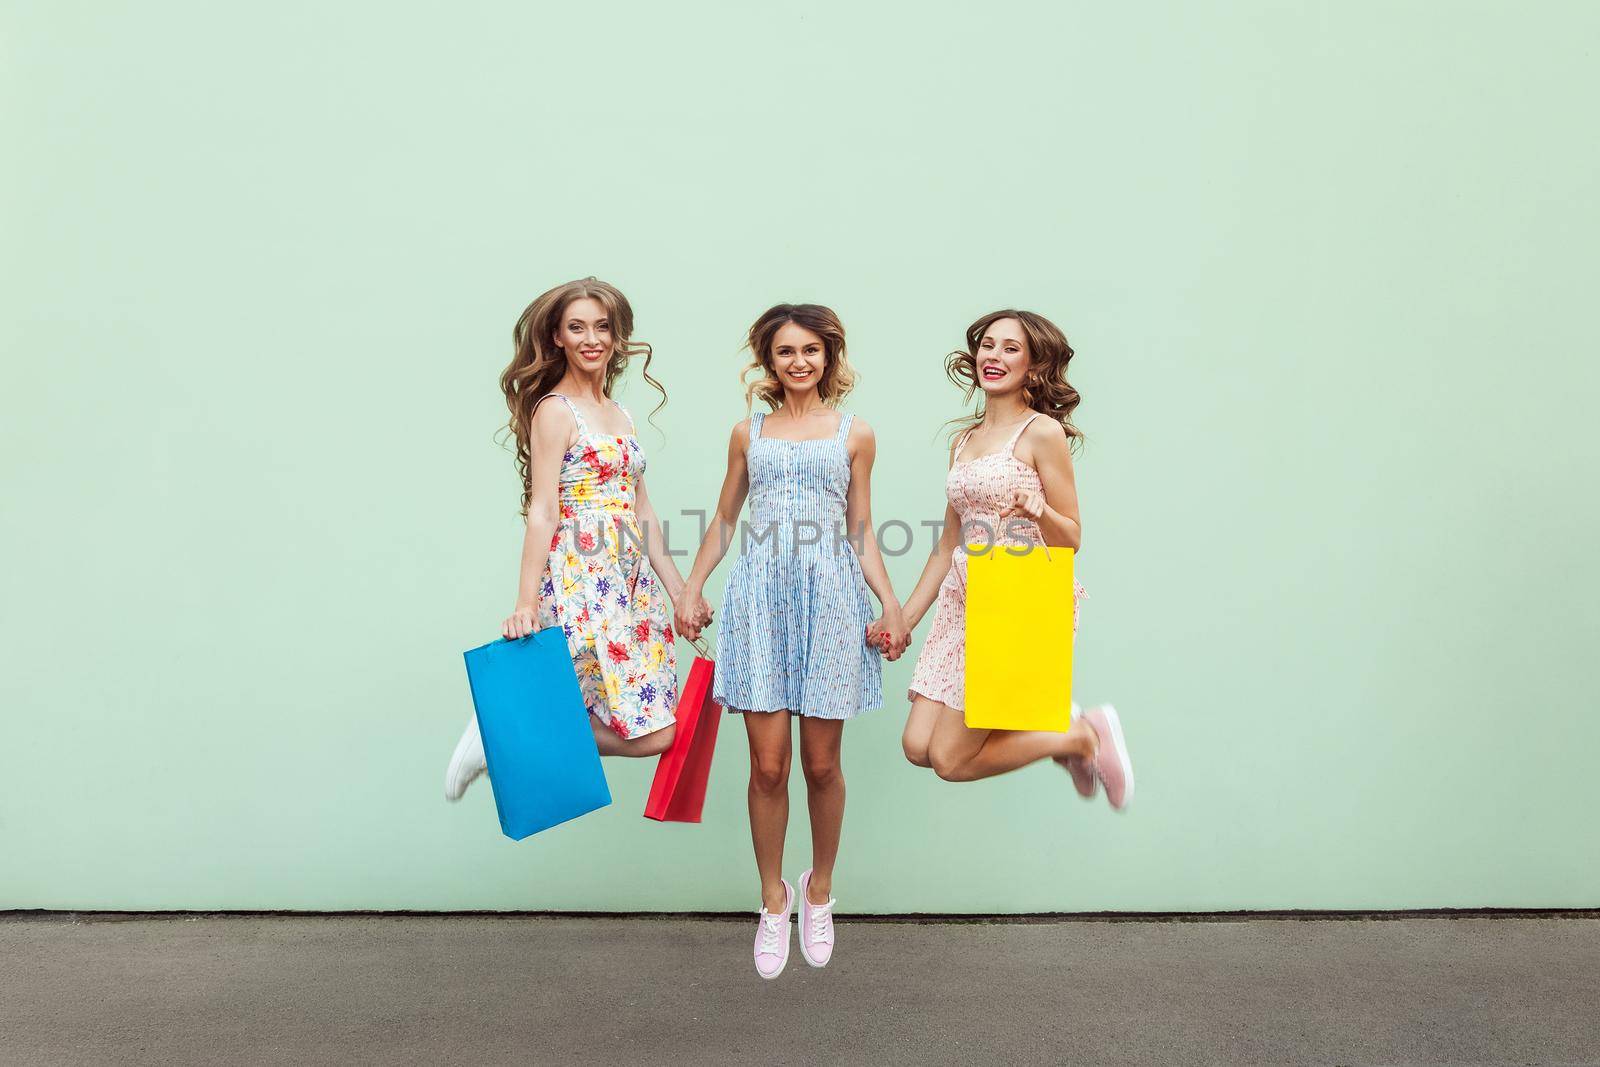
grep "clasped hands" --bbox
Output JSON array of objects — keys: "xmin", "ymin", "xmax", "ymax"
[
  {"xmin": 675, "ymin": 589, "xmax": 910, "ymax": 662},
  {"xmin": 867, "ymin": 605, "xmax": 911, "ymax": 662},
  {"xmin": 674, "ymin": 590, "xmax": 715, "ymax": 643}
]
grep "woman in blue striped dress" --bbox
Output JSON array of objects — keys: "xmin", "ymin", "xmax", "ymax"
[{"xmin": 677, "ymin": 303, "xmax": 908, "ymax": 979}]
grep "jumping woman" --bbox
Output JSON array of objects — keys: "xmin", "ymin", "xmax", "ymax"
[
  {"xmin": 444, "ymin": 277, "xmax": 686, "ymax": 799},
  {"xmin": 900, "ymin": 309, "xmax": 1134, "ymax": 807},
  {"xmin": 676, "ymin": 303, "xmax": 906, "ymax": 979}
]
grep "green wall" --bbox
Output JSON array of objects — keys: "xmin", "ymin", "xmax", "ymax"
[{"xmin": 4, "ymin": 1, "xmax": 1597, "ymax": 911}]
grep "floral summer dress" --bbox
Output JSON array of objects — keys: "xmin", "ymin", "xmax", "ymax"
[
  {"xmin": 907, "ymin": 412, "xmax": 1087, "ymax": 712},
  {"xmin": 534, "ymin": 392, "xmax": 676, "ymax": 739}
]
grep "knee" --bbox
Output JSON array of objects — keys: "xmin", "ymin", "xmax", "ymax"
[
  {"xmin": 750, "ymin": 755, "xmax": 790, "ymax": 795},
  {"xmin": 637, "ymin": 723, "xmax": 675, "ymax": 757},
  {"xmin": 902, "ymin": 732, "xmax": 932, "ymax": 768},
  {"xmin": 928, "ymin": 744, "xmax": 969, "ymax": 783},
  {"xmin": 801, "ymin": 752, "xmax": 842, "ymax": 788}
]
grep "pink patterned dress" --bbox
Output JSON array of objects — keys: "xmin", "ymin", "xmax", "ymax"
[
  {"xmin": 533, "ymin": 392, "xmax": 677, "ymax": 739},
  {"xmin": 906, "ymin": 412, "xmax": 1087, "ymax": 712}
]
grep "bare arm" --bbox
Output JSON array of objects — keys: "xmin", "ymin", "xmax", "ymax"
[
  {"xmin": 903, "ymin": 500, "xmax": 960, "ymax": 633},
  {"xmin": 674, "ymin": 421, "xmax": 751, "ymax": 640},
  {"xmin": 901, "ymin": 436, "xmax": 964, "ymax": 633},
  {"xmin": 503, "ymin": 399, "xmax": 576, "ymax": 639},
  {"xmin": 1001, "ymin": 419, "xmax": 1083, "ymax": 550},
  {"xmin": 632, "ymin": 473, "xmax": 687, "ymax": 605},
  {"xmin": 844, "ymin": 419, "xmax": 908, "ymax": 657}
]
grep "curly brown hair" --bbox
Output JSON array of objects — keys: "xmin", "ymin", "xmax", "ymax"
[
  {"xmin": 945, "ymin": 309, "xmax": 1083, "ymax": 453},
  {"xmin": 500, "ymin": 277, "xmax": 666, "ymax": 514},
  {"xmin": 740, "ymin": 303, "xmax": 859, "ymax": 411}
]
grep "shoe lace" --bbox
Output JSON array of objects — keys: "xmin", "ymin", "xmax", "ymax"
[
  {"xmin": 759, "ymin": 912, "xmax": 784, "ymax": 953},
  {"xmin": 808, "ymin": 898, "xmax": 835, "ymax": 943}
]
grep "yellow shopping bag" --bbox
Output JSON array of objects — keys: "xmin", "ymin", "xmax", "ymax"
[{"xmin": 963, "ymin": 542, "xmax": 1075, "ymax": 731}]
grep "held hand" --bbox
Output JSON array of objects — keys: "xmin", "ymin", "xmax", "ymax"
[
  {"xmin": 867, "ymin": 616, "xmax": 908, "ymax": 660},
  {"xmin": 882, "ymin": 605, "xmax": 911, "ymax": 661},
  {"xmin": 673, "ymin": 601, "xmax": 699, "ymax": 642},
  {"xmin": 865, "ymin": 618, "xmax": 888, "ymax": 655},
  {"xmin": 997, "ymin": 487, "xmax": 1045, "ymax": 522},
  {"xmin": 675, "ymin": 589, "xmax": 709, "ymax": 641},
  {"xmin": 502, "ymin": 604, "xmax": 537, "ymax": 640}
]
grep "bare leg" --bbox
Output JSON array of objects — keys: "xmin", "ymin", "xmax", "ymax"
[
  {"xmin": 1053, "ymin": 700, "xmax": 1088, "ymax": 770},
  {"xmin": 743, "ymin": 710, "xmax": 792, "ymax": 913},
  {"xmin": 589, "ymin": 717, "xmax": 676, "ymax": 758},
  {"xmin": 901, "ymin": 695, "xmax": 942, "ymax": 767},
  {"xmin": 928, "ymin": 704, "xmax": 1097, "ymax": 782},
  {"xmin": 798, "ymin": 717, "xmax": 845, "ymax": 902},
  {"xmin": 922, "ymin": 700, "xmax": 990, "ymax": 775}
]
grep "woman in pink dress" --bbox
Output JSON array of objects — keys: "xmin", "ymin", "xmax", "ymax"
[{"xmin": 900, "ymin": 309, "xmax": 1135, "ymax": 809}]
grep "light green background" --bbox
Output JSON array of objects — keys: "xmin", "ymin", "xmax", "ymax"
[{"xmin": 4, "ymin": 2, "xmax": 1597, "ymax": 912}]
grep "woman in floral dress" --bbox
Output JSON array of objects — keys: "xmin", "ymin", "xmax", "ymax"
[{"xmin": 444, "ymin": 277, "xmax": 685, "ymax": 800}]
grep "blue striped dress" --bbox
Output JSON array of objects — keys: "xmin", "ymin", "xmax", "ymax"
[{"xmin": 712, "ymin": 408, "xmax": 883, "ymax": 719}]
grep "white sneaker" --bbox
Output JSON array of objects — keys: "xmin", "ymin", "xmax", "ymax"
[{"xmin": 444, "ymin": 716, "xmax": 487, "ymax": 802}]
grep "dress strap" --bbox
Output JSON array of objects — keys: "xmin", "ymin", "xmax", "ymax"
[
  {"xmin": 951, "ymin": 424, "xmax": 976, "ymax": 468},
  {"xmin": 1005, "ymin": 412, "xmax": 1041, "ymax": 455},
  {"xmin": 534, "ymin": 391, "xmax": 589, "ymax": 437},
  {"xmin": 834, "ymin": 411, "xmax": 854, "ymax": 442},
  {"xmin": 610, "ymin": 397, "xmax": 636, "ymax": 434},
  {"xmin": 749, "ymin": 409, "xmax": 765, "ymax": 442}
]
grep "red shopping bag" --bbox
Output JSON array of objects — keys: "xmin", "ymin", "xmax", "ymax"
[{"xmin": 643, "ymin": 638, "xmax": 722, "ymax": 822}]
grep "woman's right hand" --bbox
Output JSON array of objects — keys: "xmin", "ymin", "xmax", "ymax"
[
  {"xmin": 675, "ymin": 589, "xmax": 712, "ymax": 641},
  {"xmin": 502, "ymin": 603, "xmax": 537, "ymax": 640},
  {"xmin": 879, "ymin": 604, "xmax": 911, "ymax": 661}
]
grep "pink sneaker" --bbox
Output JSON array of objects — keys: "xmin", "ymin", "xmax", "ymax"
[
  {"xmin": 1063, "ymin": 754, "xmax": 1098, "ymax": 799},
  {"xmin": 752, "ymin": 879, "xmax": 793, "ymax": 980},
  {"xmin": 1055, "ymin": 706, "xmax": 1097, "ymax": 798},
  {"xmin": 1083, "ymin": 704, "xmax": 1134, "ymax": 811},
  {"xmin": 797, "ymin": 868, "xmax": 836, "ymax": 968}
]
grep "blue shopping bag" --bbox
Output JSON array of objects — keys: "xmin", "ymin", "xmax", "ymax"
[{"xmin": 462, "ymin": 627, "xmax": 611, "ymax": 840}]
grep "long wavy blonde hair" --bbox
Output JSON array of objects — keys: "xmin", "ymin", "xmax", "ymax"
[
  {"xmin": 740, "ymin": 303, "xmax": 859, "ymax": 411},
  {"xmin": 945, "ymin": 309, "xmax": 1084, "ymax": 454},
  {"xmin": 500, "ymin": 277, "xmax": 666, "ymax": 514}
]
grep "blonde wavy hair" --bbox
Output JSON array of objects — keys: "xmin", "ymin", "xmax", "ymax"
[
  {"xmin": 500, "ymin": 277, "xmax": 666, "ymax": 514},
  {"xmin": 740, "ymin": 303, "xmax": 859, "ymax": 411},
  {"xmin": 945, "ymin": 309, "xmax": 1084, "ymax": 453}
]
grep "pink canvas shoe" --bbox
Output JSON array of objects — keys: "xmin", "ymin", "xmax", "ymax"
[
  {"xmin": 752, "ymin": 879, "xmax": 794, "ymax": 980},
  {"xmin": 1083, "ymin": 704, "xmax": 1134, "ymax": 811},
  {"xmin": 1063, "ymin": 754, "xmax": 1098, "ymax": 799},
  {"xmin": 1054, "ymin": 706, "xmax": 1097, "ymax": 798},
  {"xmin": 797, "ymin": 868, "xmax": 836, "ymax": 968}
]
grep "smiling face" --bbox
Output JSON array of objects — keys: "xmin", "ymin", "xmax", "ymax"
[
  {"xmin": 551, "ymin": 296, "xmax": 614, "ymax": 372},
  {"xmin": 770, "ymin": 321, "xmax": 827, "ymax": 397},
  {"xmin": 975, "ymin": 316, "xmax": 1031, "ymax": 395}
]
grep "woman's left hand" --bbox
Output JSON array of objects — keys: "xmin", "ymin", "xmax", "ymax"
[
  {"xmin": 998, "ymin": 487, "xmax": 1045, "ymax": 522},
  {"xmin": 866, "ymin": 618, "xmax": 890, "ymax": 657},
  {"xmin": 881, "ymin": 605, "xmax": 911, "ymax": 661},
  {"xmin": 868, "ymin": 609, "xmax": 911, "ymax": 661},
  {"xmin": 673, "ymin": 587, "xmax": 712, "ymax": 642}
]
